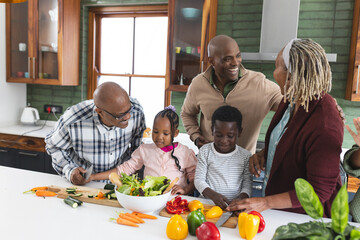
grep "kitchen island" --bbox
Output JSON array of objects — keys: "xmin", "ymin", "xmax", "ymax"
[{"xmin": 1, "ymin": 166, "xmax": 359, "ymax": 240}]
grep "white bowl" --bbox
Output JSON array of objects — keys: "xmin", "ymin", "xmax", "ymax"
[{"xmin": 115, "ymin": 187, "xmax": 172, "ymax": 213}]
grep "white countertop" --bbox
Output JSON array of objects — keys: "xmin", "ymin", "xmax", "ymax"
[
  {"xmin": 0, "ymin": 120, "xmax": 56, "ymax": 138},
  {"xmin": 1, "ymin": 166, "xmax": 358, "ymax": 240}
]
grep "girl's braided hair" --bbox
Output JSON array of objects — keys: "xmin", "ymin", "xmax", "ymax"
[
  {"xmin": 284, "ymin": 38, "xmax": 332, "ymax": 112},
  {"xmin": 154, "ymin": 106, "xmax": 183, "ymax": 173}
]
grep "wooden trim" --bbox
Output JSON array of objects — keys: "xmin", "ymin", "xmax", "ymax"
[
  {"xmin": 6, "ymin": 4, "xmax": 11, "ymax": 82},
  {"xmin": 165, "ymin": 0, "xmax": 175, "ymax": 106},
  {"xmin": 0, "ymin": 134, "xmax": 46, "ymax": 152},
  {"xmin": 88, "ymin": 5, "xmax": 168, "ymax": 14},
  {"xmin": 98, "ymin": 73, "xmax": 165, "ymax": 78},
  {"xmin": 87, "ymin": 11, "xmax": 96, "ymax": 99},
  {"xmin": 99, "ymin": 12, "xmax": 168, "ymax": 18},
  {"xmin": 346, "ymin": 0, "xmax": 360, "ymax": 101},
  {"xmin": 87, "ymin": 4, "xmax": 169, "ymax": 100},
  {"xmin": 61, "ymin": 0, "xmax": 80, "ymax": 86}
]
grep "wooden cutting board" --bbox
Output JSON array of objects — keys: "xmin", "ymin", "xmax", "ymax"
[
  {"xmin": 159, "ymin": 203, "xmax": 238, "ymax": 228},
  {"xmin": 48, "ymin": 185, "xmax": 121, "ymax": 208}
]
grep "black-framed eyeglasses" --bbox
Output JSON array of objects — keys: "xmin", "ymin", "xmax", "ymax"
[{"xmin": 98, "ymin": 104, "xmax": 133, "ymax": 121}]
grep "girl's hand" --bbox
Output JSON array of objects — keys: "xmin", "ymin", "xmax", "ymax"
[
  {"xmin": 249, "ymin": 149, "xmax": 266, "ymax": 177},
  {"xmin": 346, "ymin": 117, "xmax": 360, "ymax": 146},
  {"xmin": 171, "ymin": 184, "xmax": 185, "ymax": 195},
  {"xmin": 226, "ymin": 197, "xmax": 269, "ymax": 213}
]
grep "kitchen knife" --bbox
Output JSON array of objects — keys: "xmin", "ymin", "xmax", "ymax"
[
  {"xmin": 215, "ymin": 211, "xmax": 233, "ymax": 227},
  {"xmin": 81, "ymin": 161, "xmax": 93, "ymax": 180}
]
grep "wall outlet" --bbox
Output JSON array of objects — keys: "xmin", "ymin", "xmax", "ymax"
[{"xmin": 44, "ymin": 104, "xmax": 63, "ymax": 114}]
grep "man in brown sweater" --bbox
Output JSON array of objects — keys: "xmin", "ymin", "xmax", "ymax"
[{"xmin": 181, "ymin": 35, "xmax": 282, "ymax": 153}]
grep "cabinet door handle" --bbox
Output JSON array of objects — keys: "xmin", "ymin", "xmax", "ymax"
[
  {"xmin": 28, "ymin": 57, "xmax": 30, "ymax": 78},
  {"xmin": 201, "ymin": 61, "xmax": 204, "ymax": 72},
  {"xmin": 18, "ymin": 152, "xmax": 38, "ymax": 157},
  {"xmin": 0, "ymin": 149, "xmax": 8, "ymax": 153},
  {"xmin": 32, "ymin": 57, "xmax": 36, "ymax": 79},
  {"xmin": 252, "ymin": 185, "xmax": 263, "ymax": 190},
  {"xmin": 357, "ymin": 65, "xmax": 359, "ymax": 94}
]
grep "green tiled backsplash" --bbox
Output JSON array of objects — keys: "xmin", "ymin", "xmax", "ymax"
[{"xmin": 27, "ymin": 0, "xmax": 360, "ymax": 148}]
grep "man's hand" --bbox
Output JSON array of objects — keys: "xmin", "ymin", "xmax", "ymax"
[
  {"xmin": 195, "ymin": 135, "xmax": 210, "ymax": 149},
  {"xmin": 70, "ymin": 167, "xmax": 91, "ymax": 185},
  {"xmin": 249, "ymin": 149, "xmax": 266, "ymax": 177},
  {"xmin": 346, "ymin": 117, "xmax": 360, "ymax": 146},
  {"xmin": 202, "ymin": 188, "xmax": 230, "ymax": 209}
]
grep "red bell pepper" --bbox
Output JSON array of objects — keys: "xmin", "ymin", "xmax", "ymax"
[
  {"xmin": 166, "ymin": 196, "xmax": 189, "ymax": 214},
  {"xmin": 196, "ymin": 222, "xmax": 221, "ymax": 240},
  {"xmin": 249, "ymin": 211, "xmax": 265, "ymax": 233}
]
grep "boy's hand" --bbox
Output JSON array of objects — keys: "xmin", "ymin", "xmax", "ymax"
[
  {"xmin": 249, "ymin": 149, "xmax": 266, "ymax": 178},
  {"xmin": 202, "ymin": 188, "xmax": 230, "ymax": 209}
]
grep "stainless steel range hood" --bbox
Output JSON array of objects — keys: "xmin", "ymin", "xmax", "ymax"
[{"xmin": 241, "ymin": 0, "xmax": 337, "ymax": 62}]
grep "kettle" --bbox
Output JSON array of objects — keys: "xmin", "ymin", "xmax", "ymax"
[{"xmin": 20, "ymin": 106, "xmax": 40, "ymax": 125}]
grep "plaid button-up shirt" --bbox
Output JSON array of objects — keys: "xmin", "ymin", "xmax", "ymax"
[{"xmin": 45, "ymin": 98, "xmax": 146, "ymax": 182}]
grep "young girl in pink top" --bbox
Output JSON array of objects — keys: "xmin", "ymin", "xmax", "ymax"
[{"xmin": 116, "ymin": 106, "xmax": 197, "ymax": 195}]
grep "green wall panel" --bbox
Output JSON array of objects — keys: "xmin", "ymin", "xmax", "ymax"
[{"xmin": 27, "ymin": 0, "xmax": 360, "ymax": 149}]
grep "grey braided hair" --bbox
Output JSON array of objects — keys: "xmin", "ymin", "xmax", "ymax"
[{"xmin": 283, "ymin": 38, "xmax": 332, "ymax": 112}]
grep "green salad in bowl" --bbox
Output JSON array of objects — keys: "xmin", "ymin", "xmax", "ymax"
[
  {"xmin": 115, "ymin": 173, "xmax": 173, "ymax": 213},
  {"xmin": 117, "ymin": 173, "xmax": 171, "ymax": 197}
]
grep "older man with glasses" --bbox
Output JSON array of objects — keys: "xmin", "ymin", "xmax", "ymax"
[{"xmin": 45, "ymin": 82, "xmax": 146, "ymax": 185}]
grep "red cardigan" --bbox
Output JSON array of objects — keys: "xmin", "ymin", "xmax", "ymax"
[{"xmin": 264, "ymin": 93, "xmax": 344, "ymax": 217}]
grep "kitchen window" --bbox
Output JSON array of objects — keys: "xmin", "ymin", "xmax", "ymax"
[{"xmin": 87, "ymin": 5, "xmax": 168, "ymax": 127}]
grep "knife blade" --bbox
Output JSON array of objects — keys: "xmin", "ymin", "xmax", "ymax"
[
  {"xmin": 215, "ymin": 211, "xmax": 233, "ymax": 227},
  {"xmin": 81, "ymin": 161, "xmax": 93, "ymax": 180}
]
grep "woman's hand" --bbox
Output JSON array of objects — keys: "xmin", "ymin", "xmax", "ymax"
[
  {"xmin": 346, "ymin": 117, "xmax": 360, "ymax": 146},
  {"xmin": 202, "ymin": 188, "xmax": 230, "ymax": 209},
  {"xmin": 226, "ymin": 197, "xmax": 269, "ymax": 213},
  {"xmin": 249, "ymin": 149, "xmax": 266, "ymax": 177}
]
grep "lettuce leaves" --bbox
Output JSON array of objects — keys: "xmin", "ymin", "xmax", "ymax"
[{"xmin": 117, "ymin": 173, "xmax": 170, "ymax": 197}]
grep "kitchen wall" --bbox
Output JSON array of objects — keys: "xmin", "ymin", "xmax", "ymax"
[
  {"xmin": 26, "ymin": 0, "xmax": 360, "ymax": 148},
  {"xmin": 0, "ymin": 4, "xmax": 26, "ymax": 126}
]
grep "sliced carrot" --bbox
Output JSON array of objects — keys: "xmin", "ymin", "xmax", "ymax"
[
  {"xmin": 95, "ymin": 191, "xmax": 105, "ymax": 199},
  {"xmin": 128, "ymin": 213, "xmax": 145, "ymax": 223},
  {"xmin": 116, "ymin": 217, "xmax": 139, "ymax": 227},
  {"xmin": 118, "ymin": 213, "xmax": 141, "ymax": 223},
  {"xmin": 132, "ymin": 212, "xmax": 157, "ymax": 219},
  {"xmin": 35, "ymin": 190, "xmax": 57, "ymax": 197}
]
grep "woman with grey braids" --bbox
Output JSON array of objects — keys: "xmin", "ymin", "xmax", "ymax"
[{"xmin": 226, "ymin": 39, "xmax": 344, "ymax": 218}]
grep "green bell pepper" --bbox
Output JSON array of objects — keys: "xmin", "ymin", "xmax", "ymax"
[{"xmin": 187, "ymin": 208, "xmax": 206, "ymax": 236}]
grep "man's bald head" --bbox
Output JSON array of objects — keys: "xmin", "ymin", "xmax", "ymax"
[
  {"xmin": 208, "ymin": 35, "xmax": 239, "ymax": 57},
  {"xmin": 93, "ymin": 82, "xmax": 129, "ymax": 109}
]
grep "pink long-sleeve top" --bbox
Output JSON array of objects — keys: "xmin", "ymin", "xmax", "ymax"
[{"xmin": 116, "ymin": 143, "xmax": 197, "ymax": 188}]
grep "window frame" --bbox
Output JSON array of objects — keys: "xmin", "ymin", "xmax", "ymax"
[{"xmin": 87, "ymin": 5, "xmax": 169, "ymax": 100}]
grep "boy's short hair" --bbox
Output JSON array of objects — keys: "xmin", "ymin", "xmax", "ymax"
[{"xmin": 211, "ymin": 105, "xmax": 243, "ymax": 130}]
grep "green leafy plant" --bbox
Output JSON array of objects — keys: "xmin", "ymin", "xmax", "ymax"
[{"xmin": 272, "ymin": 178, "xmax": 360, "ymax": 240}]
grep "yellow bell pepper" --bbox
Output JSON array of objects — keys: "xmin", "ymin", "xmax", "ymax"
[
  {"xmin": 166, "ymin": 214, "xmax": 188, "ymax": 240},
  {"xmin": 205, "ymin": 206, "xmax": 223, "ymax": 219},
  {"xmin": 238, "ymin": 212, "xmax": 260, "ymax": 240},
  {"xmin": 188, "ymin": 200, "xmax": 204, "ymax": 214}
]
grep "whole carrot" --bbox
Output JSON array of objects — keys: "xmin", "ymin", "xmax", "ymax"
[
  {"xmin": 127, "ymin": 213, "xmax": 145, "ymax": 223},
  {"xmin": 118, "ymin": 213, "xmax": 141, "ymax": 223},
  {"xmin": 23, "ymin": 186, "xmax": 48, "ymax": 194},
  {"xmin": 114, "ymin": 217, "xmax": 139, "ymax": 227},
  {"xmin": 35, "ymin": 190, "xmax": 57, "ymax": 197},
  {"xmin": 132, "ymin": 212, "xmax": 157, "ymax": 219}
]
